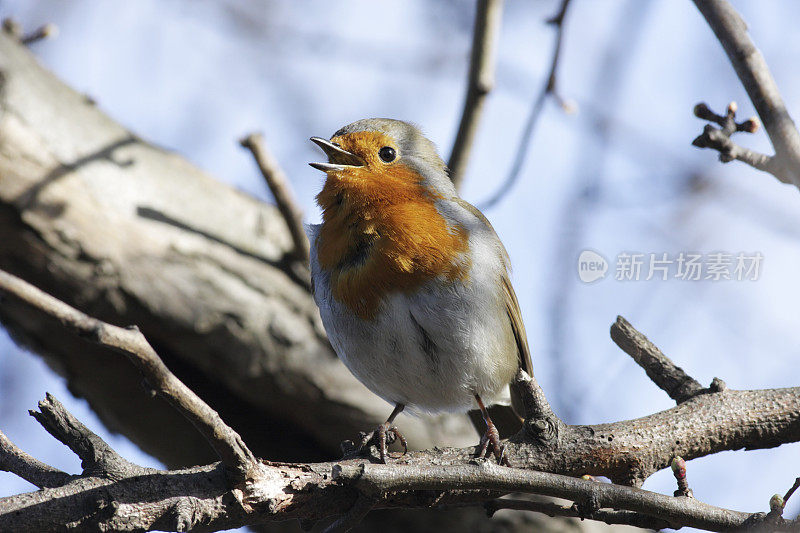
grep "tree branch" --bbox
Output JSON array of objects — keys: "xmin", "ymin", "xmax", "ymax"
[
  {"xmin": 240, "ymin": 132, "xmax": 310, "ymax": 262},
  {"xmin": 3, "ymin": 393, "xmax": 795, "ymax": 533},
  {"xmin": 335, "ymin": 462, "xmax": 758, "ymax": 531},
  {"xmin": 20, "ymin": 23, "xmax": 58, "ymax": 46},
  {"xmin": 0, "ymin": 269, "xmax": 257, "ymax": 479},
  {"xmin": 2, "ymin": 308, "xmax": 799, "ymax": 530},
  {"xmin": 479, "ymin": 0, "xmax": 573, "ymax": 210},
  {"xmin": 0, "ymin": 429, "xmax": 72, "ymax": 489},
  {"xmin": 610, "ymin": 315, "xmax": 707, "ymax": 403},
  {"xmin": 28, "ymin": 393, "xmax": 145, "ymax": 480},
  {"xmin": 692, "ymin": 0, "xmax": 800, "ymax": 187},
  {"xmin": 448, "ymin": 0, "xmax": 504, "ymax": 190}
]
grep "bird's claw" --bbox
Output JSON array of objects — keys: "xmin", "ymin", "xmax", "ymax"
[
  {"xmin": 475, "ymin": 418, "xmax": 510, "ymax": 466},
  {"xmin": 354, "ymin": 421, "xmax": 408, "ymax": 463}
]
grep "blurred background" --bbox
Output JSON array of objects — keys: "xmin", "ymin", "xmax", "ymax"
[{"xmin": 1, "ymin": 0, "xmax": 799, "ymax": 529}]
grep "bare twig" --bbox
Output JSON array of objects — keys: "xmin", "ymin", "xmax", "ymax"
[
  {"xmin": 240, "ymin": 133, "xmax": 310, "ymax": 262},
  {"xmin": 21, "ymin": 23, "xmax": 58, "ymax": 45},
  {"xmin": 0, "ymin": 429, "xmax": 72, "ymax": 488},
  {"xmin": 335, "ymin": 462, "xmax": 755, "ymax": 532},
  {"xmin": 485, "ymin": 497, "xmax": 672, "ymax": 530},
  {"xmin": 692, "ymin": 100, "xmax": 781, "ymax": 176},
  {"xmin": 783, "ymin": 477, "xmax": 800, "ymax": 508},
  {"xmin": 692, "ymin": 0, "xmax": 800, "ymax": 187},
  {"xmin": 448, "ymin": 0, "xmax": 504, "ymax": 189},
  {"xmin": 0, "ymin": 269, "xmax": 257, "ymax": 478},
  {"xmin": 610, "ymin": 315, "xmax": 705, "ymax": 403},
  {"xmin": 27, "ymin": 394, "xmax": 144, "ymax": 480},
  {"xmin": 479, "ymin": 0, "xmax": 572, "ymax": 210}
]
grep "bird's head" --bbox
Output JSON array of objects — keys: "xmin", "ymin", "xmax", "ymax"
[
  {"xmin": 309, "ymin": 118, "xmax": 454, "ymax": 203},
  {"xmin": 309, "ymin": 119, "xmax": 469, "ymax": 319}
]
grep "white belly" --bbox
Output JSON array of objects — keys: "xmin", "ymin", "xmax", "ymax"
[{"xmin": 312, "ymin": 270, "xmax": 518, "ymax": 415}]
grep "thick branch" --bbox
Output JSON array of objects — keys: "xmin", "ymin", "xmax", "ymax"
[
  {"xmin": 3, "ymin": 351, "xmax": 799, "ymax": 531},
  {"xmin": 610, "ymin": 315, "xmax": 705, "ymax": 403},
  {"xmin": 448, "ymin": 0, "xmax": 504, "ymax": 189},
  {"xmin": 480, "ymin": 0, "xmax": 572, "ymax": 210},
  {"xmin": 692, "ymin": 0, "xmax": 800, "ymax": 187},
  {"xmin": 1, "ymin": 412, "xmax": 789, "ymax": 533},
  {"xmin": 240, "ymin": 133, "xmax": 310, "ymax": 262},
  {"xmin": 0, "ymin": 269, "xmax": 257, "ymax": 478},
  {"xmin": 0, "ymin": 429, "xmax": 72, "ymax": 488}
]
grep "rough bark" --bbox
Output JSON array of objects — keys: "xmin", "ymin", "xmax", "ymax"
[
  {"xmin": 2, "ymin": 376, "xmax": 798, "ymax": 532},
  {"xmin": 0, "ymin": 29, "xmax": 476, "ymax": 470}
]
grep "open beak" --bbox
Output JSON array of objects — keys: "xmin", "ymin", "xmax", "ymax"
[{"xmin": 309, "ymin": 137, "xmax": 364, "ymax": 171}]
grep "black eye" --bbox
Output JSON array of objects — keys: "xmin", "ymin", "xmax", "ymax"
[{"xmin": 378, "ymin": 146, "xmax": 396, "ymax": 163}]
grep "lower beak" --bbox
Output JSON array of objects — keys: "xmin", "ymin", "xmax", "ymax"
[{"xmin": 309, "ymin": 137, "xmax": 364, "ymax": 171}]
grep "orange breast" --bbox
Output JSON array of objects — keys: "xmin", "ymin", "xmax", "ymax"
[{"xmin": 316, "ymin": 137, "xmax": 469, "ymax": 320}]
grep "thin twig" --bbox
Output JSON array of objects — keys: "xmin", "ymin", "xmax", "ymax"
[
  {"xmin": 692, "ymin": 0, "xmax": 800, "ymax": 188},
  {"xmin": 0, "ymin": 269, "xmax": 257, "ymax": 478},
  {"xmin": 479, "ymin": 0, "xmax": 572, "ymax": 210},
  {"xmin": 240, "ymin": 133, "xmax": 310, "ymax": 262},
  {"xmin": 0, "ymin": 429, "xmax": 73, "ymax": 488},
  {"xmin": 335, "ymin": 462, "xmax": 754, "ymax": 532},
  {"xmin": 783, "ymin": 477, "xmax": 800, "ymax": 508},
  {"xmin": 448, "ymin": 0, "xmax": 504, "ymax": 189},
  {"xmin": 610, "ymin": 316, "xmax": 705, "ymax": 403},
  {"xmin": 691, "ymin": 100, "xmax": 782, "ymax": 178},
  {"xmin": 21, "ymin": 23, "xmax": 58, "ymax": 45},
  {"xmin": 485, "ymin": 498, "xmax": 672, "ymax": 530}
]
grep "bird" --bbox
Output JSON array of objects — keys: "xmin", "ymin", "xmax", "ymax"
[{"xmin": 307, "ymin": 118, "xmax": 532, "ymax": 464}]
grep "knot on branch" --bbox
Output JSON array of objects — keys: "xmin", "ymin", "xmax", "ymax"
[
  {"xmin": 524, "ymin": 417, "xmax": 559, "ymax": 444},
  {"xmin": 162, "ymin": 497, "xmax": 203, "ymax": 532},
  {"xmin": 510, "ymin": 369, "xmax": 563, "ymax": 446},
  {"xmin": 709, "ymin": 377, "xmax": 727, "ymax": 392}
]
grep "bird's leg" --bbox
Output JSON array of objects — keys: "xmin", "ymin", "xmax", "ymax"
[
  {"xmin": 474, "ymin": 394, "xmax": 509, "ymax": 465},
  {"xmin": 354, "ymin": 403, "xmax": 407, "ymax": 463}
]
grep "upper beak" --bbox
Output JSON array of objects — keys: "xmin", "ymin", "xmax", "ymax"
[{"xmin": 309, "ymin": 137, "xmax": 364, "ymax": 171}]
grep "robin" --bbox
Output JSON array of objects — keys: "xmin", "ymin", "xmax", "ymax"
[{"xmin": 308, "ymin": 118, "xmax": 532, "ymax": 464}]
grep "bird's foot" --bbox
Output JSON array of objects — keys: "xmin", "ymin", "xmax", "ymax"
[
  {"xmin": 350, "ymin": 421, "xmax": 408, "ymax": 463},
  {"xmin": 475, "ymin": 417, "xmax": 510, "ymax": 466}
]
